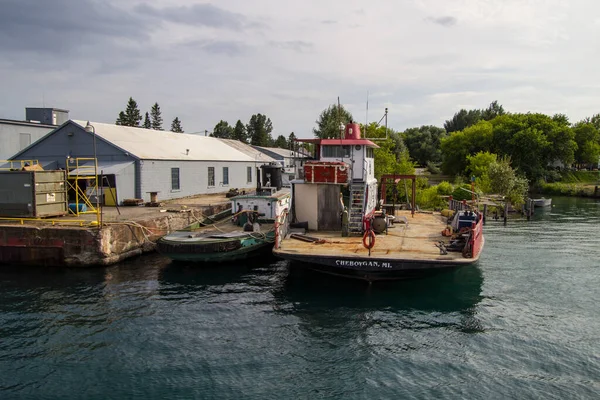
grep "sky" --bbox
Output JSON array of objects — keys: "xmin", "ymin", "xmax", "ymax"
[{"xmin": 1, "ymin": 0, "xmax": 599, "ymax": 138}]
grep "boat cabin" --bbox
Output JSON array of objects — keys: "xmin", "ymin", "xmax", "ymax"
[{"xmin": 292, "ymin": 123, "xmax": 379, "ymax": 233}]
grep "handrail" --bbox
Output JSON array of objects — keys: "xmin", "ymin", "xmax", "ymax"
[{"xmin": 0, "ymin": 159, "xmax": 40, "ymax": 171}]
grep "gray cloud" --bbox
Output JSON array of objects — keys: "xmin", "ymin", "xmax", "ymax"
[
  {"xmin": 270, "ymin": 41, "xmax": 313, "ymax": 53},
  {"xmin": 0, "ymin": 0, "xmax": 150, "ymax": 54},
  {"xmin": 426, "ymin": 16, "xmax": 458, "ymax": 27},
  {"xmin": 321, "ymin": 20, "xmax": 337, "ymax": 25},
  {"xmin": 181, "ymin": 40, "xmax": 247, "ymax": 56},
  {"xmin": 135, "ymin": 3, "xmax": 249, "ymax": 31}
]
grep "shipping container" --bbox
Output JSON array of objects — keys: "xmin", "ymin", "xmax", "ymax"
[{"xmin": 0, "ymin": 170, "xmax": 68, "ymax": 218}]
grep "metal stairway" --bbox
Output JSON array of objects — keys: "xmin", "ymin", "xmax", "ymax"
[{"xmin": 348, "ymin": 184, "xmax": 365, "ymax": 236}]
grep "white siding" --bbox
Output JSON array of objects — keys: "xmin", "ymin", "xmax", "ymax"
[{"xmin": 139, "ymin": 160, "xmax": 259, "ymax": 202}]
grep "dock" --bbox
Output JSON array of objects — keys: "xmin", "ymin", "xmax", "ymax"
[{"xmin": 0, "ymin": 194, "xmax": 230, "ymax": 267}]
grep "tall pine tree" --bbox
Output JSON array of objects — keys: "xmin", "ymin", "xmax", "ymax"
[
  {"xmin": 212, "ymin": 120, "xmax": 234, "ymax": 138},
  {"xmin": 247, "ymin": 114, "xmax": 273, "ymax": 146},
  {"xmin": 143, "ymin": 112, "xmax": 151, "ymax": 129},
  {"xmin": 233, "ymin": 120, "xmax": 247, "ymax": 143},
  {"xmin": 171, "ymin": 117, "xmax": 184, "ymax": 133},
  {"xmin": 150, "ymin": 102, "xmax": 163, "ymax": 130},
  {"xmin": 115, "ymin": 97, "xmax": 142, "ymax": 127}
]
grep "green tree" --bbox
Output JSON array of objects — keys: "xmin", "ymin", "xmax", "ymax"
[
  {"xmin": 150, "ymin": 102, "xmax": 163, "ymax": 130},
  {"xmin": 313, "ymin": 104, "xmax": 353, "ymax": 139},
  {"xmin": 481, "ymin": 100, "xmax": 506, "ymax": 120},
  {"xmin": 212, "ymin": 120, "xmax": 234, "ymax": 139},
  {"xmin": 274, "ymin": 135, "xmax": 287, "ymax": 148},
  {"xmin": 247, "ymin": 114, "xmax": 273, "ymax": 146},
  {"xmin": 171, "ymin": 117, "xmax": 184, "ymax": 133},
  {"xmin": 402, "ymin": 125, "xmax": 447, "ymax": 165},
  {"xmin": 440, "ymin": 120, "xmax": 494, "ymax": 176},
  {"xmin": 288, "ymin": 132, "xmax": 297, "ymax": 150},
  {"xmin": 233, "ymin": 120, "xmax": 247, "ymax": 143},
  {"xmin": 573, "ymin": 123, "xmax": 600, "ymax": 165},
  {"xmin": 143, "ymin": 112, "xmax": 151, "ymax": 129},
  {"xmin": 488, "ymin": 156, "xmax": 529, "ymax": 206},
  {"xmin": 116, "ymin": 97, "xmax": 142, "ymax": 127},
  {"xmin": 444, "ymin": 109, "xmax": 482, "ymax": 133},
  {"xmin": 466, "ymin": 151, "xmax": 497, "ymax": 193}
]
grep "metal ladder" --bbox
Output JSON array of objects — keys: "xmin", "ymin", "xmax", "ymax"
[{"xmin": 348, "ymin": 184, "xmax": 365, "ymax": 236}]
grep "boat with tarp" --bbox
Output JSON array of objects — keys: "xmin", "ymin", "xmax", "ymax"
[
  {"xmin": 157, "ymin": 168, "xmax": 290, "ymax": 263},
  {"xmin": 272, "ymin": 122, "xmax": 484, "ymax": 281}
]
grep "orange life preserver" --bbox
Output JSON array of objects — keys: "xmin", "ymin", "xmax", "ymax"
[{"xmin": 362, "ymin": 229, "xmax": 376, "ymax": 250}]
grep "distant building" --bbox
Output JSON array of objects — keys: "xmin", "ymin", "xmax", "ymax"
[
  {"xmin": 9, "ymin": 120, "xmax": 277, "ymax": 204},
  {"xmin": 251, "ymin": 145, "xmax": 309, "ymax": 185}
]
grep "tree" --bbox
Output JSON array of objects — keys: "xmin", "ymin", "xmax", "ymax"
[
  {"xmin": 444, "ymin": 109, "xmax": 482, "ymax": 133},
  {"xmin": 573, "ymin": 123, "xmax": 600, "ymax": 166},
  {"xmin": 288, "ymin": 132, "xmax": 297, "ymax": 149},
  {"xmin": 402, "ymin": 125, "xmax": 447, "ymax": 165},
  {"xmin": 247, "ymin": 114, "xmax": 273, "ymax": 146},
  {"xmin": 143, "ymin": 112, "xmax": 151, "ymax": 129},
  {"xmin": 212, "ymin": 120, "xmax": 234, "ymax": 139},
  {"xmin": 481, "ymin": 101, "xmax": 506, "ymax": 121},
  {"xmin": 150, "ymin": 102, "xmax": 163, "ymax": 130},
  {"xmin": 274, "ymin": 135, "xmax": 287, "ymax": 148},
  {"xmin": 115, "ymin": 97, "xmax": 142, "ymax": 127},
  {"xmin": 466, "ymin": 151, "xmax": 497, "ymax": 193},
  {"xmin": 313, "ymin": 104, "xmax": 353, "ymax": 139},
  {"xmin": 440, "ymin": 120, "xmax": 494, "ymax": 176},
  {"xmin": 171, "ymin": 117, "xmax": 184, "ymax": 133},
  {"xmin": 488, "ymin": 156, "xmax": 529, "ymax": 206},
  {"xmin": 233, "ymin": 120, "xmax": 247, "ymax": 143}
]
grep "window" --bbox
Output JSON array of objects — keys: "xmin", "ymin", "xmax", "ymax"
[
  {"xmin": 367, "ymin": 148, "xmax": 374, "ymax": 158},
  {"xmin": 247, "ymin": 166, "xmax": 252, "ymax": 183},
  {"xmin": 208, "ymin": 167, "xmax": 215, "ymax": 187},
  {"xmin": 322, "ymin": 145, "xmax": 351, "ymax": 158},
  {"xmin": 223, "ymin": 167, "xmax": 229, "ymax": 185},
  {"xmin": 171, "ymin": 167, "xmax": 180, "ymax": 190}
]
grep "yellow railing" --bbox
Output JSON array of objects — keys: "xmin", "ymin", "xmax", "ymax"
[
  {"xmin": 0, "ymin": 160, "xmax": 40, "ymax": 171},
  {"xmin": 65, "ymin": 157, "xmax": 100, "ymax": 226}
]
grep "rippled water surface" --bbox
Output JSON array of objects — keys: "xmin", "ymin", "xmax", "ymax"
[{"xmin": 1, "ymin": 197, "xmax": 599, "ymax": 399}]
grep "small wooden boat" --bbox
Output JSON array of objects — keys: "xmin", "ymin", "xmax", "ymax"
[
  {"xmin": 157, "ymin": 187, "xmax": 290, "ymax": 263},
  {"xmin": 532, "ymin": 197, "xmax": 552, "ymax": 207}
]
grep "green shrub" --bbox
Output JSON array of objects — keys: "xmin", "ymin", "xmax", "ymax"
[
  {"xmin": 436, "ymin": 181, "xmax": 454, "ymax": 195},
  {"xmin": 426, "ymin": 161, "xmax": 441, "ymax": 175}
]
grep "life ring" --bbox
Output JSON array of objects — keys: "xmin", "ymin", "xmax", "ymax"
[
  {"xmin": 362, "ymin": 229, "xmax": 376, "ymax": 250},
  {"xmin": 339, "ymin": 165, "xmax": 346, "ymax": 172}
]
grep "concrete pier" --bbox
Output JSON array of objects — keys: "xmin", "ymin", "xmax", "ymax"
[{"xmin": 0, "ymin": 195, "xmax": 230, "ymax": 267}]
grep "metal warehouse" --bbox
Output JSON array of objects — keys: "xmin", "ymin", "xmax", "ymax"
[{"xmin": 9, "ymin": 120, "xmax": 276, "ymax": 204}]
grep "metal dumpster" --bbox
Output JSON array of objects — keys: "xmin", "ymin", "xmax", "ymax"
[{"xmin": 0, "ymin": 170, "xmax": 68, "ymax": 218}]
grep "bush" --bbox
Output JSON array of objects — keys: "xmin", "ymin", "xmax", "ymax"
[
  {"xmin": 436, "ymin": 181, "xmax": 454, "ymax": 195},
  {"xmin": 451, "ymin": 183, "xmax": 473, "ymax": 201},
  {"xmin": 416, "ymin": 186, "xmax": 447, "ymax": 210}
]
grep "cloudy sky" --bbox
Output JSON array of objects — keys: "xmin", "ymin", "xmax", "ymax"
[{"xmin": 1, "ymin": 0, "xmax": 598, "ymax": 137}]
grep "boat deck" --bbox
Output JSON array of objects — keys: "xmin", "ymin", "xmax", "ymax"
[
  {"xmin": 275, "ymin": 211, "xmax": 478, "ymax": 264},
  {"xmin": 162, "ymin": 220, "xmax": 276, "ymax": 242}
]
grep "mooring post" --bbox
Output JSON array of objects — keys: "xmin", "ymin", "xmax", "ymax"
[
  {"xmin": 503, "ymin": 202, "xmax": 508, "ymax": 226},
  {"xmin": 482, "ymin": 204, "xmax": 487, "ymax": 225}
]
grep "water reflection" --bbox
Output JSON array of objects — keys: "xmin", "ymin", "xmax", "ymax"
[{"xmin": 276, "ymin": 264, "xmax": 484, "ymax": 313}]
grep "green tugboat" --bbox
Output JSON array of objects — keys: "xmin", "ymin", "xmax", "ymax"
[{"xmin": 157, "ymin": 179, "xmax": 290, "ymax": 263}]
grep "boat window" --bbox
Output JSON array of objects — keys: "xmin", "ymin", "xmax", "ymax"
[
  {"xmin": 366, "ymin": 148, "xmax": 374, "ymax": 158},
  {"xmin": 322, "ymin": 145, "xmax": 351, "ymax": 158}
]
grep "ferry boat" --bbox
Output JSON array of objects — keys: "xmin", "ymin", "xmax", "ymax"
[{"xmin": 272, "ymin": 123, "xmax": 484, "ymax": 280}]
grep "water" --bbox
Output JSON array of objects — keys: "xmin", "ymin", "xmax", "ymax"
[{"xmin": 1, "ymin": 197, "xmax": 599, "ymax": 399}]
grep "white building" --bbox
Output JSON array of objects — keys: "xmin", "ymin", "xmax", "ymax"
[{"xmin": 9, "ymin": 120, "xmax": 277, "ymax": 204}]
